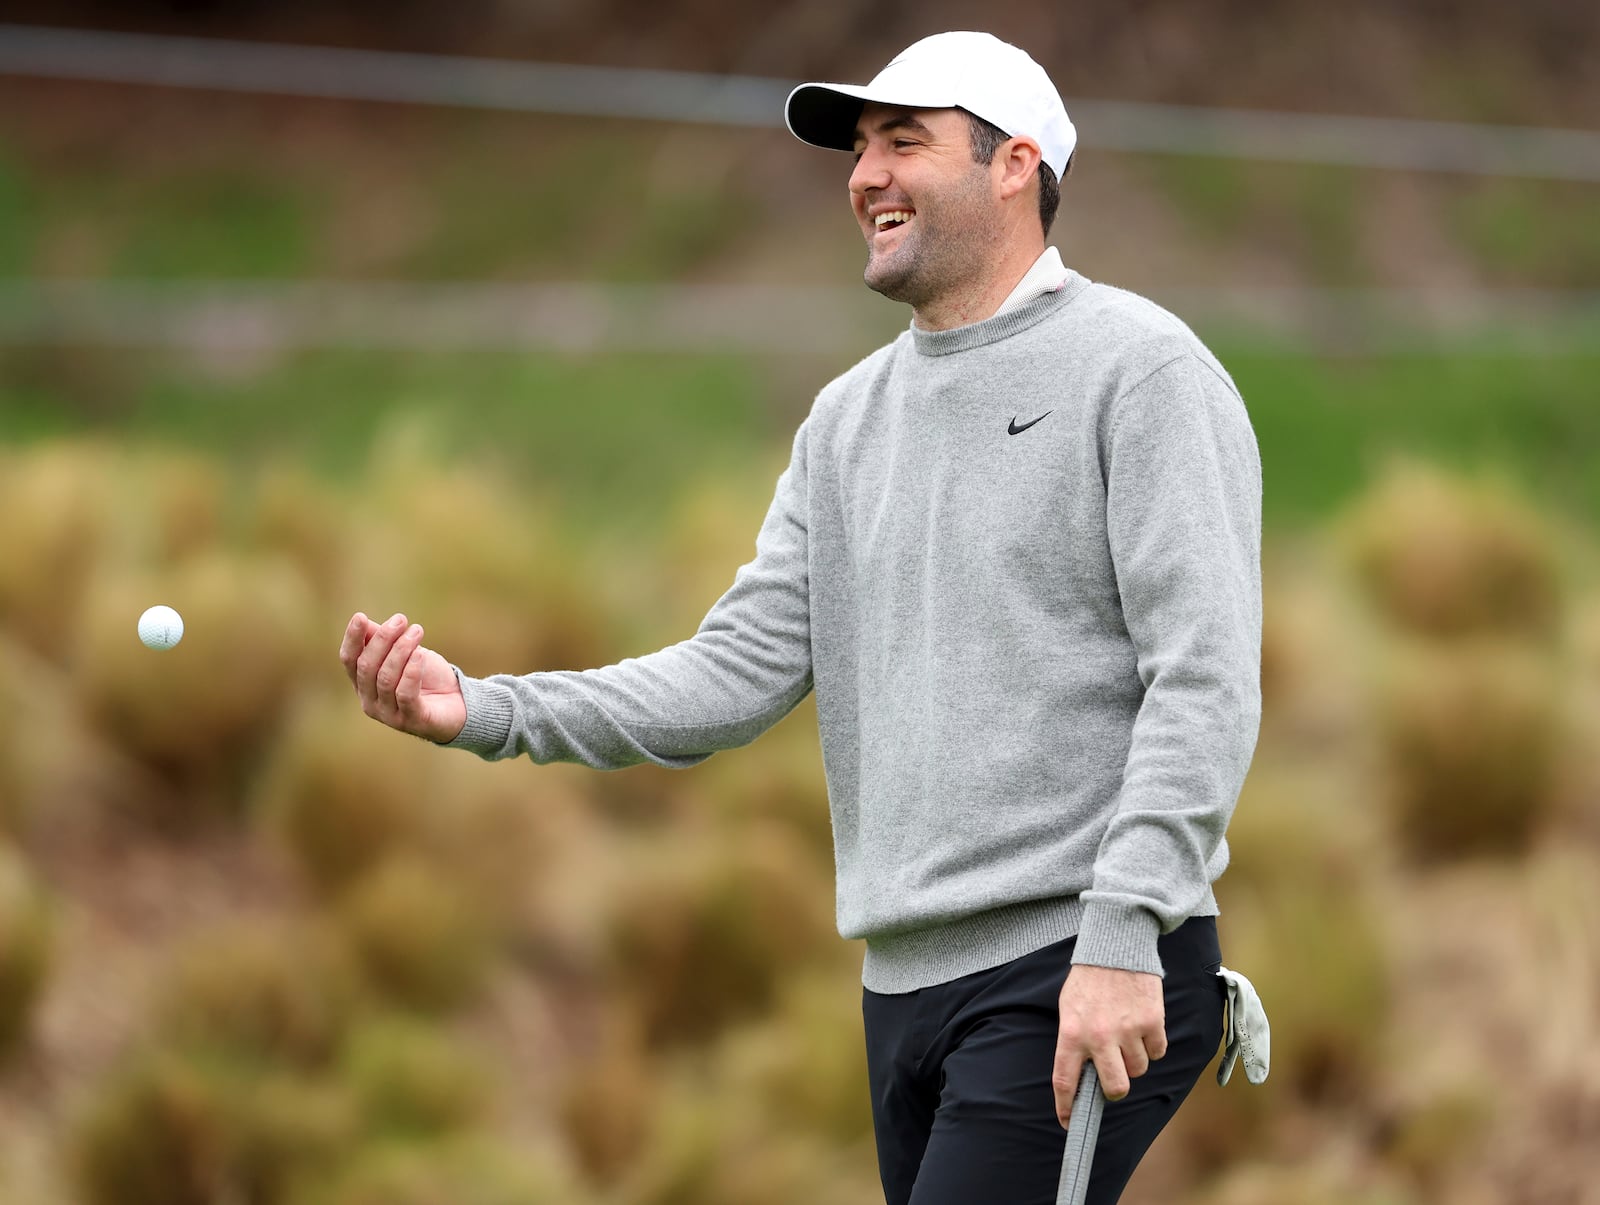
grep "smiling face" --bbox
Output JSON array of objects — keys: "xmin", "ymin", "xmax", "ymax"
[{"xmin": 849, "ymin": 103, "xmax": 1009, "ymax": 321}]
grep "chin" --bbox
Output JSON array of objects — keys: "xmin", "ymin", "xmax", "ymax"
[{"xmin": 863, "ymin": 253, "xmax": 924, "ymax": 305}]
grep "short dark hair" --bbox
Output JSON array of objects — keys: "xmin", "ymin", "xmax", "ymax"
[{"xmin": 962, "ymin": 110, "xmax": 1067, "ymax": 237}]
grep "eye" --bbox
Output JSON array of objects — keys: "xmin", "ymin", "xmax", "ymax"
[{"xmin": 892, "ymin": 139, "xmax": 920, "ymax": 150}]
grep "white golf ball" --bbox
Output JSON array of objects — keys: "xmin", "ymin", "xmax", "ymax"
[{"xmin": 138, "ymin": 605, "xmax": 184, "ymax": 650}]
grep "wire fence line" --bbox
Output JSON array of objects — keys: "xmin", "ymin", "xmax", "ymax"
[
  {"xmin": 1, "ymin": 280, "xmax": 1595, "ymax": 356},
  {"xmin": 3, "ymin": 24, "xmax": 1599, "ymax": 181}
]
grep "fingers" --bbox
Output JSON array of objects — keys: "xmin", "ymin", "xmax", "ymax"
[
  {"xmin": 395, "ymin": 635, "xmax": 425, "ymax": 717},
  {"xmin": 353, "ymin": 612, "xmax": 408, "ymax": 723},
  {"xmin": 1091, "ymin": 1041, "xmax": 1132, "ymax": 1102},
  {"xmin": 376, "ymin": 623, "xmax": 424, "ymax": 711},
  {"xmin": 1054, "ymin": 966, "xmax": 1169, "ymax": 1125},
  {"xmin": 1051, "ymin": 1037, "xmax": 1085, "ymax": 1129},
  {"xmin": 1119, "ymin": 1035, "xmax": 1150, "ymax": 1084},
  {"xmin": 338, "ymin": 612, "xmax": 378, "ymax": 688},
  {"xmin": 372, "ymin": 622, "xmax": 425, "ymax": 727},
  {"xmin": 341, "ymin": 611, "xmax": 446, "ymax": 738},
  {"xmin": 1145, "ymin": 1027, "xmax": 1169, "ymax": 1064}
]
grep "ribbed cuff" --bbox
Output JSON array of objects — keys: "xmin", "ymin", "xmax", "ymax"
[
  {"xmin": 444, "ymin": 670, "xmax": 515, "ymax": 757},
  {"xmin": 1071, "ymin": 899, "xmax": 1164, "ymax": 977}
]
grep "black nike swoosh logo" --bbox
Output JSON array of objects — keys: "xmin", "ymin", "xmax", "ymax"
[{"xmin": 1008, "ymin": 411, "xmax": 1052, "ymax": 435}]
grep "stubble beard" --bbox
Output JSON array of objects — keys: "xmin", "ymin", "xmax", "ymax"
[{"xmin": 861, "ymin": 168, "xmax": 996, "ymax": 311}]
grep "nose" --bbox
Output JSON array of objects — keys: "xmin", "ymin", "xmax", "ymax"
[{"xmin": 849, "ymin": 145, "xmax": 892, "ymax": 199}]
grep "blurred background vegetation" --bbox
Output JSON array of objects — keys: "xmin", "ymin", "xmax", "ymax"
[{"xmin": 1, "ymin": 2, "xmax": 1598, "ymax": 1203}]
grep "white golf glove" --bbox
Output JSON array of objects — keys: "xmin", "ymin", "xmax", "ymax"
[{"xmin": 1215, "ymin": 966, "xmax": 1270, "ymax": 1086}]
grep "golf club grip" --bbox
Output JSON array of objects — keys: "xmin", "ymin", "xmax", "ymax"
[{"xmin": 1056, "ymin": 1063, "xmax": 1105, "ymax": 1205}]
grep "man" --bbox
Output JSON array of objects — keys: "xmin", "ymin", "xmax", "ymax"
[{"xmin": 340, "ymin": 30, "xmax": 1261, "ymax": 1205}]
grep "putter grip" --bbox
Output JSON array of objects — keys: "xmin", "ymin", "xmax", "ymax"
[{"xmin": 1056, "ymin": 1063, "xmax": 1105, "ymax": 1205}]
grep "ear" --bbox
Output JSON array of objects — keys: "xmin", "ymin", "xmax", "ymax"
[{"xmin": 995, "ymin": 136, "xmax": 1043, "ymax": 203}]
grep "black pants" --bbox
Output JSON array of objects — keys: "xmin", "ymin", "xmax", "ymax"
[{"xmin": 863, "ymin": 916, "xmax": 1224, "ymax": 1205}]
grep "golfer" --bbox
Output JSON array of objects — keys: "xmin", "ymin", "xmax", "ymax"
[{"xmin": 340, "ymin": 30, "xmax": 1261, "ymax": 1205}]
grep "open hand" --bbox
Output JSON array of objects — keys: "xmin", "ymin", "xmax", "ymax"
[
  {"xmin": 338, "ymin": 611, "xmax": 466, "ymax": 743},
  {"xmin": 1053, "ymin": 964, "xmax": 1166, "ymax": 1127}
]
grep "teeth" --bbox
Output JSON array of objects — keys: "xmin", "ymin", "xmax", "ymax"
[{"xmin": 873, "ymin": 210, "xmax": 914, "ymax": 229}]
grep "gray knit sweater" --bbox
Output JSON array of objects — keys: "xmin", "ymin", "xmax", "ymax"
[{"xmin": 448, "ymin": 271, "xmax": 1262, "ymax": 993}]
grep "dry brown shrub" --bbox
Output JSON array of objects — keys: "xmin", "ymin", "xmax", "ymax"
[
  {"xmin": 1221, "ymin": 762, "xmax": 1377, "ymax": 898},
  {"xmin": 335, "ymin": 855, "xmax": 498, "ymax": 1014},
  {"xmin": 609, "ymin": 1071, "xmax": 724, "ymax": 1205},
  {"xmin": 1197, "ymin": 765, "xmax": 1390, "ymax": 1169},
  {"xmin": 694, "ymin": 708, "xmax": 834, "ymax": 865},
  {"xmin": 75, "ymin": 551, "xmax": 316, "ymax": 800},
  {"xmin": 1257, "ymin": 545, "xmax": 1370, "ymax": 752},
  {"xmin": 1520, "ymin": 847, "xmax": 1600, "ymax": 1079},
  {"xmin": 1205, "ymin": 764, "xmax": 1386, "ymax": 1159},
  {"xmin": 655, "ymin": 467, "xmax": 788, "ymax": 634},
  {"xmin": 339, "ymin": 1016, "xmax": 492, "ymax": 1140},
  {"xmin": 1342, "ymin": 461, "xmax": 1561, "ymax": 640},
  {"xmin": 615, "ymin": 1061, "xmax": 880, "ymax": 1205},
  {"xmin": 416, "ymin": 582, "xmax": 613, "ymax": 683},
  {"xmin": 1194, "ymin": 1161, "xmax": 1419, "ymax": 1205},
  {"xmin": 0, "ymin": 744, "xmax": 14, "ymax": 838},
  {"xmin": 704, "ymin": 1136, "xmax": 884, "ymax": 1205},
  {"xmin": 152, "ymin": 918, "xmax": 359, "ymax": 1068},
  {"xmin": 557, "ymin": 1015, "xmax": 656, "ymax": 1188},
  {"xmin": 714, "ymin": 965, "xmax": 874, "ymax": 1146},
  {"xmin": 1379, "ymin": 639, "xmax": 1565, "ymax": 861},
  {"xmin": 0, "ymin": 645, "xmax": 20, "ymax": 836},
  {"xmin": 0, "ymin": 840, "xmax": 53, "ymax": 1062},
  {"xmin": 249, "ymin": 466, "xmax": 352, "ymax": 605},
  {"xmin": 603, "ymin": 823, "xmax": 836, "ymax": 1047},
  {"xmin": 565, "ymin": 971, "xmax": 876, "ymax": 1199},
  {"xmin": 1219, "ymin": 882, "xmax": 1388, "ymax": 1107},
  {"xmin": 289, "ymin": 1135, "xmax": 582, "ymax": 1205},
  {"xmin": 1383, "ymin": 1079, "xmax": 1494, "ymax": 1195},
  {"xmin": 354, "ymin": 440, "xmax": 613, "ymax": 678},
  {"xmin": 261, "ymin": 694, "xmax": 570, "ymax": 929},
  {"xmin": 136, "ymin": 451, "xmax": 229, "ymax": 565},
  {"xmin": 259, "ymin": 697, "xmax": 438, "ymax": 896},
  {"xmin": 0, "ymin": 443, "xmax": 112, "ymax": 661},
  {"xmin": 1577, "ymin": 593, "xmax": 1600, "ymax": 680},
  {"xmin": 70, "ymin": 1049, "xmax": 356, "ymax": 1205},
  {"xmin": 421, "ymin": 766, "xmax": 565, "ymax": 921}
]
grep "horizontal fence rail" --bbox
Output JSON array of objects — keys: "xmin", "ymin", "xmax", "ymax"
[{"xmin": 2, "ymin": 25, "xmax": 1599, "ymax": 180}]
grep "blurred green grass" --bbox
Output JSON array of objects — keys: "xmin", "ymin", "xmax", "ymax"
[
  {"xmin": 0, "ymin": 348, "xmax": 780, "ymax": 536},
  {"xmin": 1229, "ymin": 343, "xmax": 1600, "ymax": 525},
  {"xmin": 5, "ymin": 340, "xmax": 1596, "ymax": 535}
]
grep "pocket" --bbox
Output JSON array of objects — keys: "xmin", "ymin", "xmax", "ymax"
[{"xmin": 1154, "ymin": 915, "xmax": 1221, "ymax": 976}]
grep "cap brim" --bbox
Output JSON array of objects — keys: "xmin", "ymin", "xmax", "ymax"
[
  {"xmin": 784, "ymin": 82, "xmax": 875, "ymax": 153},
  {"xmin": 785, "ymin": 81, "xmax": 964, "ymax": 152}
]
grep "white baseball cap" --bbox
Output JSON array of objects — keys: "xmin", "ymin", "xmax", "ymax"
[{"xmin": 785, "ymin": 32, "xmax": 1077, "ymax": 178}]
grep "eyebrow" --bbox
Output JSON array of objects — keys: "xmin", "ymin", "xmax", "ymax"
[{"xmin": 851, "ymin": 113, "xmax": 936, "ymax": 148}]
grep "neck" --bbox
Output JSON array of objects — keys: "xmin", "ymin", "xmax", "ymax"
[{"xmin": 910, "ymin": 236, "xmax": 1047, "ymax": 332}]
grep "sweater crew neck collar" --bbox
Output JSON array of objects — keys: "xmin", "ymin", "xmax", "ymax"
[{"xmin": 910, "ymin": 269, "xmax": 1091, "ymax": 357}]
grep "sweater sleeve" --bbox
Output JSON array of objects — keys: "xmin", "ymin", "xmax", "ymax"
[
  {"xmin": 444, "ymin": 422, "xmax": 814, "ymax": 769},
  {"xmin": 1073, "ymin": 355, "xmax": 1262, "ymax": 975}
]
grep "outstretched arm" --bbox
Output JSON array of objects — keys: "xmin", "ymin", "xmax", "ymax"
[{"xmin": 340, "ymin": 421, "xmax": 815, "ymax": 769}]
